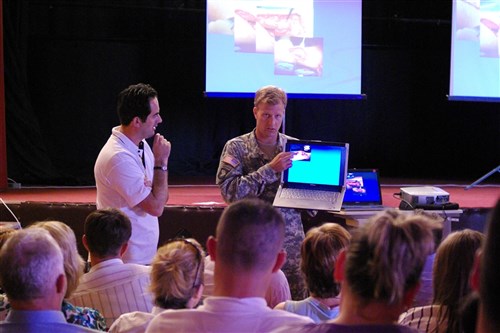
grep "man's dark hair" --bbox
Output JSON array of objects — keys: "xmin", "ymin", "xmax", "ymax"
[
  {"xmin": 117, "ymin": 83, "xmax": 158, "ymax": 125},
  {"xmin": 84, "ymin": 208, "xmax": 132, "ymax": 257}
]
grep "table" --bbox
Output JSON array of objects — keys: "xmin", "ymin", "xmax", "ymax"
[{"xmin": 330, "ymin": 209, "xmax": 463, "ymax": 238}]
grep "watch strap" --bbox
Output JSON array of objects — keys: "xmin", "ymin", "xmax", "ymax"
[{"xmin": 154, "ymin": 166, "xmax": 168, "ymax": 171}]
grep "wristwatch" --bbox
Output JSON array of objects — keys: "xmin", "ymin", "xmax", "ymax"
[{"xmin": 154, "ymin": 165, "xmax": 168, "ymax": 172}]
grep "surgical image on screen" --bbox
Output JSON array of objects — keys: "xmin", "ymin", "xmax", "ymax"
[
  {"xmin": 450, "ymin": 0, "xmax": 500, "ymax": 101},
  {"xmin": 346, "ymin": 175, "xmax": 367, "ymax": 195},
  {"xmin": 208, "ymin": 1, "xmax": 314, "ymax": 53},
  {"xmin": 290, "ymin": 145, "xmax": 311, "ymax": 161},
  {"xmin": 274, "ymin": 37, "xmax": 323, "ymax": 76},
  {"xmin": 479, "ymin": 1, "xmax": 500, "ymax": 58},
  {"xmin": 206, "ymin": 0, "xmax": 362, "ymax": 97}
]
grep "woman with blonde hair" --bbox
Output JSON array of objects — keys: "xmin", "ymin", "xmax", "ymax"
[
  {"xmin": 0, "ymin": 226, "xmax": 17, "ymax": 250},
  {"xmin": 29, "ymin": 221, "xmax": 107, "ymax": 330},
  {"xmin": 399, "ymin": 229, "xmax": 484, "ymax": 333},
  {"xmin": 109, "ymin": 237, "xmax": 205, "ymax": 333},
  {"xmin": 274, "ymin": 223, "xmax": 350, "ymax": 322},
  {"xmin": 30, "ymin": 222, "xmax": 86, "ymax": 297}
]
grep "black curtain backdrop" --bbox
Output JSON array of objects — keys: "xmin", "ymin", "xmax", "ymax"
[{"xmin": 3, "ymin": 0, "xmax": 500, "ymax": 186}]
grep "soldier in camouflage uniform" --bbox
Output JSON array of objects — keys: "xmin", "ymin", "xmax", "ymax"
[{"xmin": 216, "ymin": 85, "xmax": 307, "ymax": 300}]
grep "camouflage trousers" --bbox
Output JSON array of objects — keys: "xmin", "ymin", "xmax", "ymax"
[{"xmin": 279, "ymin": 208, "xmax": 307, "ymax": 300}]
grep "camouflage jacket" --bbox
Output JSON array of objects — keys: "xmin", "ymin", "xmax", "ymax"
[
  {"xmin": 217, "ymin": 129, "xmax": 290, "ymax": 203},
  {"xmin": 216, "ymin": 130, "xmax": 303, "ymax": 225}
]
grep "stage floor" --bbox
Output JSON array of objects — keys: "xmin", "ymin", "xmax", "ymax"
[{"xmin": 1, "ymin": 179, "xmax": 499, "ymax": 209}]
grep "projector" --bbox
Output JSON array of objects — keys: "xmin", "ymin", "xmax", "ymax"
[{"xmin": 400, "ymin": 186, "xmax": 450, "ymax": 206}]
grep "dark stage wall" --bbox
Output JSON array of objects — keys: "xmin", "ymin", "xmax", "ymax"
[{"xmin": 3, "ymin": 1, "xmax": 500, "ymax": 186}]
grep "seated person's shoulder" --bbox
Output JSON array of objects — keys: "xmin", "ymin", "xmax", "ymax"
[{"xmin": 125, "ymin": 262, "xmax": 152, "ymax": 273}]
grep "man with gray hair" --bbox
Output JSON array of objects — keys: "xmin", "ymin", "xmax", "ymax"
[
  {"xmin": 146, "ymin": 198, "xmax": 313, "ymax": 333},
  {"xmin": 0, "ymin": 228, "xmax": 98, "ymax": 332}
]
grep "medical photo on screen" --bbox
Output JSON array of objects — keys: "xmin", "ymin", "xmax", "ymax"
[
  {"xmin": 450, "ymin": 0, "xmax": 500, "ymax": 101},
  {"xmin": 206, "ymin": 0, "xmax": 362, "ymax": 97}
]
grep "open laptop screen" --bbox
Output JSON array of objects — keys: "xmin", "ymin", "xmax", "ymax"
[
  {"xmin": 284, "ymin": 140, "xmax": 348, "ymax": 189},
  {"xmin": 343, "ymin": 169, "xmax": 383, "ymax": 205}
]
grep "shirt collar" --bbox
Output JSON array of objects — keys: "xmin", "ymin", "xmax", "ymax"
[
  {"xmin": 112, "ymin": 126, "xmax": 141, "ymax": 152},
  {"xmin": 6, "ymin": 309, "xmax": 67, "ymax": 324},
  {"xmin": 89, "ymin": 258, "xmax": 124, "ymax": 273}
]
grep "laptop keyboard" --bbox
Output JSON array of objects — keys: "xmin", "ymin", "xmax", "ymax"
[
  {"xmin": 281, "ymin": 188, "xmax": 338, "ymax": 202},
  {"xmin": 342, "ymin": 205, "xmax": 384, "ymax": 211}
]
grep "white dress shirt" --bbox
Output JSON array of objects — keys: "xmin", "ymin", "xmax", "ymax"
[
  {"xmin": 108, "ymin": 306, "xmax": 164, "ymax": 333},
  {"xmin": 69, "ymin": 259, "xmax": 153, "ymax": 328},
  {"xmin": 145, "ymin": 296, "xmax": 313, "ymax": 333}
]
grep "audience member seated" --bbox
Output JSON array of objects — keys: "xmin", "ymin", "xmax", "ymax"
[
  {"xmin": 0, "ymin": 221, "xmax": 106, "ymax": 330},
  {"xmin": 69, "ymin": 209, "xmax": 153, "ymax": 328},
  {"xmin": 411, "ymin": 211, "xmax": 444, "ymax": 307},
  {"xmin": 31, "ymin": 221, "xmax": 108, "ymax": 330},
  {"xmin": 109, "ymin": 237, "xmax": 205, "ymax": 333},
  {"xmin": 0, "ymin": 226, "xmax": 17, "ymax": 250},
  {"xmin": 145, "ymin": 198, "xmax": 314, "ymax": 332},
  {"xmin": 274, "ymin": 209, "xmax": 441, "ymax": 333},
  {"xmin": 399, "ymin": 229, "xmax": 484, "ymax": 332},
  {"xmin": 0, "ymin": 227, "xmax": 17, "ymax": 294},
  {"xmin": 203, "ymin": 255, "xmax": 291, "ymax": 308},
  {"xmin": 274, "ymin": 223, "xmax": 351, "ymax": 323},
  {"xmin": 472, "ymin": 199, "xmax": 500, "ymax": 333},
  {"xmin": 0, "ymin": 228, "xmax": 98, "ymax": 332}
]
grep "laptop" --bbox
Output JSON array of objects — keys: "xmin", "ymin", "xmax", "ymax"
[
  {"xmin": 273, "ymin": 139, "xmax": 349, "ymax": 211},
  {"xmin": 341, "ymin": 168, "xmax": 388, "ymax": 211}
]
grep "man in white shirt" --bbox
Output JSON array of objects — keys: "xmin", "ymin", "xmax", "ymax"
[
  {"xmin": 146, "ymin": 198, "xmax": 313, "ymax": 333},
  {"xmin": 203, "ymin": 255, "xmax": 291, "ymax": 308},
  {"xmin": 94, "ymin": 83, "xmax": 171, "ymax": 264},
  {"xmin": 69, "ymin": 209, "xmax": 153, "ymax": 328}
]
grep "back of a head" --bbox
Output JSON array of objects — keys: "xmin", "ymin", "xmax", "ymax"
[
  {"xmin": 0, "ymin": 228, "xmax": 64, "ymax": 301},
  {"xmin": 28, "ymin": 221, "xmax": 85, "ymax": 298},
  {"xmin": 84, "ymin": 208, "xmax": 132, "ymax": 257},
  {"xmin": 301, "ymin": 223, "xmax": 351, "ymax": 298},
  {"xmin": 480, "ymin": 199, "xmax": 500, "ymax": 330},
  {"xmin": 433, "ymin": 229, "xmax": 484, "ymax": 305},
  {"xmin": 254, "ymin": 85, "xmax": 287, "ymax": 108},
  {"xmin": 0, "ymin": 226, "xmax": 17, "ymax": 250},
  {"xmin": 117, "ymin": 83, "xmax": 158, "ymax": 125},
  {"xmin": 344, "ymin": 209, "xmax": 440, "ymax": 306},
  {"xmin": 432, "ymin": 229, "xmax": 484, "ymax": 332},
  {"xmin": 216, "ymin": 198, "xmax": 285, "ymax": 273},
  {"xmin": 150, "ymin": 238, "xmax": 205, "ymax": 309}
]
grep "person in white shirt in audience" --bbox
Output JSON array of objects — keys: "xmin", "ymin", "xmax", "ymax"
[
  {"xmin": 0, "ymin": 228, "xmax": 98, "ymax": 332},
  {"xmin": 273, "ymin": 209, "xmax": 441, "ymax": 333},
  {"xmin": 69, "ymin": 209, "xmax": 153, "ymax": 328},
  {"xmin": 274, "ymin": 223, "xmax": 351, "ymax": 323},
  {"xmin": 399, "ymin": 229, "xmax": 484, "ymax": 333},
  {"xmin": 109, "ymin": 237, "xmax": 205, "ymax": 333},
  {"xmin": 203, "ymin": 254, "xmax": 291, "ymax": 308},
  {"xmin": 145, "ymin": 198, "xmax": 314, "ymax": 333}
]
